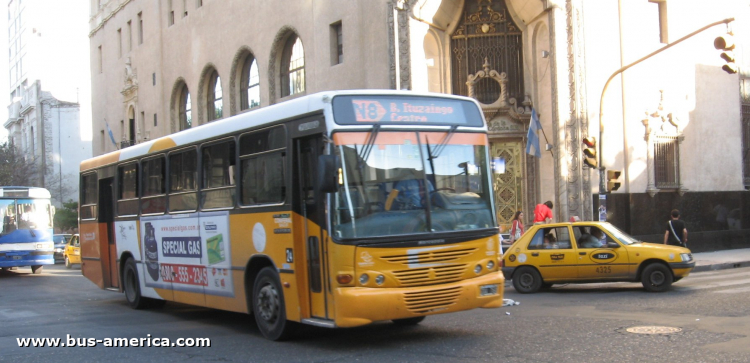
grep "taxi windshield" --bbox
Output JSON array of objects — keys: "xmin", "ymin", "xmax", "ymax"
[
  {"xmin": 331, "ymin": 131, "xmax": 496, "ymax": 240},
  {"xmin": 604, "ymin": 224, "xmax": 637, "ymax": 245}
]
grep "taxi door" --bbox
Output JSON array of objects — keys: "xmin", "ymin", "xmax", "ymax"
[
  {"xmin": 574, "ymin": 225, "xmax": 629, "ymax": 279},
  {"xmin": 525, "ymin": 227, "xmax": 578, "ymax": 281}
]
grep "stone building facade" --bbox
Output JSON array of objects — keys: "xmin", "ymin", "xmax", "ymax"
[
  {"xmin": 4, "ymin": 81, "xmax": 90, "ymax": 206},
  {"xmin": 89, "ymin": 0, "xmax": 749, "ymax": 251}
]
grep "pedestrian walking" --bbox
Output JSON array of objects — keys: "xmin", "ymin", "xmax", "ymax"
[
  {"xmin": 664, "ymin": 209, "xmax": 688, "ymax": 247},
  {"xmin": 509, "ymin": 211, "xmax": 525, "ymax": 243},
  {"xmin": 533, "ymin": 201, "xmax": 554, "ymax": 224}
]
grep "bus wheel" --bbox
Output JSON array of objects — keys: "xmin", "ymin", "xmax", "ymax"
[
  {"xmin": 392, "ymin": 316, "xmax": 425, "ymax": 326},
  {"xmin": 65, "ymin": 256, "xmax": 72, "ymax": 269},
  {"xmin": 31, "ymin": 265, "xmax": 43, "ymax": 274},
  {"xmin": 252, "ymin": 267, "xmax": 292, "ymax": 341},
  {"xmin": 124, "ymin": 259, "xmax": 148, "ymax": 309}
]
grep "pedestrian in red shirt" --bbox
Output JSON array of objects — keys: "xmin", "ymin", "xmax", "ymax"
[{"xmin": 533, "ymin": 201, "xmax": 554, "ymax": 224}]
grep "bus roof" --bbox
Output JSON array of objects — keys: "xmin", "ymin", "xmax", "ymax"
[{"xmin": 81, "ymin": 90, "xmax": 485, "ymax": 172}]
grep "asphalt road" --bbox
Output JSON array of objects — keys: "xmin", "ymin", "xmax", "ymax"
[{"xmin": 2, "ymin": 264, "xmax": 750, "ymax": 362}]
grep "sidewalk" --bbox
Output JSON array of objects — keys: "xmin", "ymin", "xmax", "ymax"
[{"xmin": 692, "ymin": 248, "xmax": 750, "ymax": 272}]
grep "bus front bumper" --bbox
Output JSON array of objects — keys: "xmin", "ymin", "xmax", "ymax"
[
  {"xmin": 332, "ymin": 271, "xmax": 505, "ymax": 328},
  {"xmin": 0, "ymin": 253, "xmax": 54, "ymax": 267}
]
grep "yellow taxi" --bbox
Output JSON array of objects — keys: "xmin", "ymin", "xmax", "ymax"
[
  {"xmin": 63, "ymin": 234, "xmax": 81, "ymax": 269},
  {"xmin": 502, "ymin": 222, "xmax": 694, "ymax": 293}
]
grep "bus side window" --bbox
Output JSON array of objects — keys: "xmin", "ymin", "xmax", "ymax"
[
  {"xmin": 201, "ymin": 139, "xmax": 236, "ymax": 209},
  {"xmin": 141, "ymin": 156, "xmax": 167, "ymax": 214},
  {"xmin": 80, "ymin": 173, "xmax": 98, "ymax": 220},
  {"xmin": 239, "ymin": 126, "xmax": 287, "ymax": 206},
  {"xmin": 168, "ymin": 149, "xmax": 198, "ymax": 212}
]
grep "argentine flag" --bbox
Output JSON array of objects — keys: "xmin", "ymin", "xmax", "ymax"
[
  {"xmin": 104, "ymin": 119, "xmax": 118, "ymax": 149},
  {"xmin": 526, "ymin": 108, "xmax": 542, "ymax": 158}
]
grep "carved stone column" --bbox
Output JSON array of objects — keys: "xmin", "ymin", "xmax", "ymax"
[
  {"xmin": 565, "ymin": 0, "xmax": 593, "ymax": 221},
  {"xmin": 547, "ymin": 2, "xmax": 572, "ymax": 222},
  {"xmin": 388, "ymin": 0, "xmax": 411, "ymax": 90}
]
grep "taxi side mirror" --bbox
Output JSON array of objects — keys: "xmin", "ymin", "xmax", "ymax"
[{"xmin": 606, "ymin": 241, "xmax": 620, "ymax": 248}]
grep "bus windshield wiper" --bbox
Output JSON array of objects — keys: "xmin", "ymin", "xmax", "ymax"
[
  {"xmin": 428, "ymin": 125, "xmax": 458, "ymax": 160},
  {"xmin": 357, "ymin": 124, "xmax": 380, "ymax": 169}
]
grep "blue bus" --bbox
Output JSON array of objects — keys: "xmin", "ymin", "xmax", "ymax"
[{"xmin": 0, "ymin": 187, "xmax": 55, "ymax": 273}]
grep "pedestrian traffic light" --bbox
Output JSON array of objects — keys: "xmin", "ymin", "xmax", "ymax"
[
  {"xmin": 606, "ymin": 169, "xmax": 622, "ymax": 192},
  {"xmin": 582, "ymin": 136, "xmax": 597, "ymax": 169},
  {"xmin": 714, "ymin": 33, "xmax": 738, "ymax": 74}
]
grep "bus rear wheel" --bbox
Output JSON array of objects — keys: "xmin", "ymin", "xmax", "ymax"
[
  {"xmin": 123, "ymin": 258, "xmax": 149, "ymax": 309},
  {"xmin": 31, "ymin": 265, "xmax": 43, "ymax": 274},
  {"xmin": 252, "ymin": 267, "xmax": 292, "ymax": 341}
]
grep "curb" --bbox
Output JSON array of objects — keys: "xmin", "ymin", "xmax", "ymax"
[{"xmin": 692, "ymin": 261, "xmax": 750, "ymax": 273}]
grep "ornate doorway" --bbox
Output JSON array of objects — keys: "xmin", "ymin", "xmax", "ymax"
[{"xmin": 491, "ymin": 140, "xmax": 523, "ymax": 232}]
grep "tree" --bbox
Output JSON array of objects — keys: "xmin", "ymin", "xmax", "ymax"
[
  {"xmin": 0, "ymin": 141, "xmax": 39, "ymax": 186},
  {"xmin": 54, "ymin": 200, "xmax": 79, "ymax": 232}
]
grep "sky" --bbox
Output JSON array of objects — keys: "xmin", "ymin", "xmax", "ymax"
[
  {"xmin": 1, "ymin": 0, "xmax": 92, "ymax": 144},
  {"xmin": 1, "ymin": 4, "xmax": 8, "ymax": 143}
]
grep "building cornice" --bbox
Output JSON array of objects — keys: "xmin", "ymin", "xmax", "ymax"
[{"xmin": 89, "ymin": 0, "xmax": 133, "ymax": 38}]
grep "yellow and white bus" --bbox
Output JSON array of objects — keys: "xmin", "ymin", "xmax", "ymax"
[{"xmin": 79, "ymin": 90, "xmax": 504, "ymax": 340}]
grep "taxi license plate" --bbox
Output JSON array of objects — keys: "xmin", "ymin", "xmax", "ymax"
[{"xmin": 13, "ymin": 256, "xmax": 22, "ymax": 260}]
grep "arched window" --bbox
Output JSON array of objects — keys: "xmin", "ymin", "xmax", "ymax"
[
  {"xmin": 281, "ymin": 35, "xmax": 305, "ymax": 98},
  {"xmin": 179, "ymin": 85, "xmax": 192, "ymax": 130},
  {"xmin": 240, "ymin": 56, "xmax": 260, "ymax": 110},
  {"xmin": 207, "ymin": 71, "xmax": 223, "ymax": 121},
  {"xmin": 450, "ymin": 0, "xmax": 524, "ymax": 103}
]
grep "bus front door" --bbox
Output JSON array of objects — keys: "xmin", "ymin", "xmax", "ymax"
[
  {"xmin": 98, "ymin": 178, "xmax": 119, "ymax": 289},
  {"xmin": 295, "ymin": 136, "xmax": 329, "ymax": 320}
]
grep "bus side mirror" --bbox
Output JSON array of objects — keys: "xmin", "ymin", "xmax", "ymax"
[{"xmin": 317, "ymin": 155, "xmax": 339, "ymax": 193}]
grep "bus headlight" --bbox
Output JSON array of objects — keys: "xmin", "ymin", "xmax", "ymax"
[
  {"xmin": 359, "ymin": 273, "xmax": 369, "ymax": 285},
  {"xmin": 375, "ymin": 274, "xmax": 385, "ymax": 285},
  {"xmin": 486, "ymin": 260, "xmax": 495, "ymax": 270},
  {"xmin": 474, "ymin": 265, "xmax": 482, "ymax": 274}
]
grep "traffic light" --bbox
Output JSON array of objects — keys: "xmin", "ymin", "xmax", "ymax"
[
  {"xmin": 714, "ymin": 33, "xmax": 738, "ymax": 74},
  {"xmin": 606, "ymin": 169, "xmax": 622, "ymax": 192},
  {"xmin": 582, "ymin": 136, "xmax": 597, "ymax": 169}
]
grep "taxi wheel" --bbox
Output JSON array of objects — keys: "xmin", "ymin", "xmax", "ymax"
[
  {"xmin": 31, "ymin": 265, "xmax": 43, "ymax": 274},
  {"xmin": 252, "ymin": 267, "xmax": 293, "ymax": 341},
  {"xmin": 392, "ymin": 316, "xmax": 426, "ymax": 326},
  {"xmin": 513, "ymin": 266, "xmax": 542, "ymax": 293},
  {"xmin": 641, "ymin": 263, "xmax": 673, "ymax": 292},
  {"xmin": 65, "ymin": 256, "xmax": 72, "ymax": 269},
  {"xmin": 124, "ymin": 258, "xmax": 148, "ymax": 309}
]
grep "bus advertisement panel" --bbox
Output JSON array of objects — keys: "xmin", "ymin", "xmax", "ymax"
[{"xmin": 140, "ymin": 212, "xmax": 234, "ymax": 297}]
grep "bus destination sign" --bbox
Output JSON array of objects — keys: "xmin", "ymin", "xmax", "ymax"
[
  {"xmin": 332, "ymin": 95, "xmax": 483, "ymax": 126},
  {"xmin": 352, "ymin": 99, "xmax": 456, "ymax": 122}
]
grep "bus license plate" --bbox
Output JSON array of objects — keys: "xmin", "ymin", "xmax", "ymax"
[{"xmin": 480, "ymin": 284, "xmax": 498, "ymax": 296}]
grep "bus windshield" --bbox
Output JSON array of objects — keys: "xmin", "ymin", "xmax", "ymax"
[
  {"xmin": 15, "ymin": 199, "xmax": 53, "ymax": 230},
  {"xmin": 332, "ymin": 131, "xmax": 495, "ymax": 240}
]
